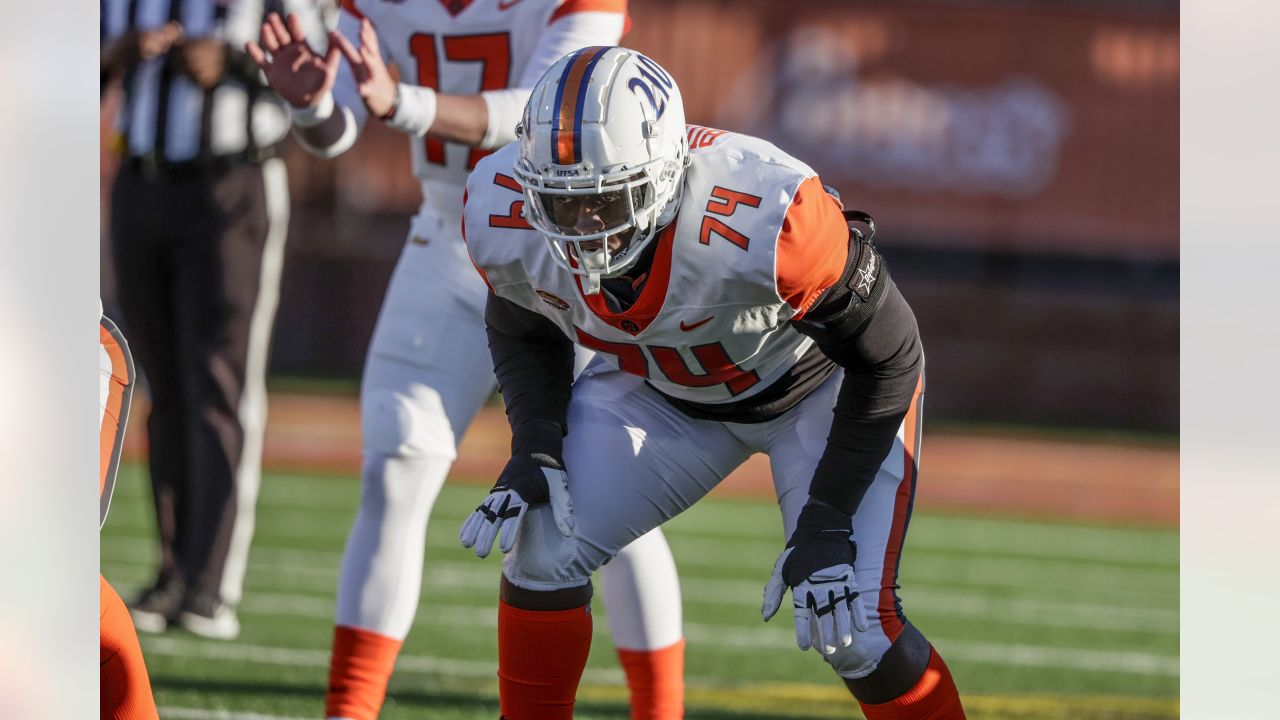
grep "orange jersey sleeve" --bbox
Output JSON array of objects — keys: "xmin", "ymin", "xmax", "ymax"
[{"xmin": 775, "ymin": 175, "xmax": 850, "ymax": 319}]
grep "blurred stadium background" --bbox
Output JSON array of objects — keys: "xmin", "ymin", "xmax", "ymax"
[{"xmin": 100, "ymin": 0, "xmax": 1179, "ymax": 717}]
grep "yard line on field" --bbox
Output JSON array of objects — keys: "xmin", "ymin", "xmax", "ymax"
[
  {"xmin": 235, "ymin": 589, "xmax": 1172, "ymax": 645},
  {"xmin": 107, "ymin": 504, "xmax": 1178, "ymax": 572},
  {"xmin": 159, "ymin": 707, "xmax": 310, "ymax": 720},
  {"xmin": 99, "ymin": 545, "xmax": 1177, "ymax": 630},
  {"xmin": 114, "ymin": 475, "xmax": 1178, "ymax": 568},
  {"xmin": 99, "ymin": 530, "xmax": 1177, "ymax": 607},
  {"xmin": 104, "ymin": 528, "xmax": 1178, "ymax": 605},
  {"xmin": 234, "ymin": 581, "xmax": 1175, "ymax": 636},
  {"xmin": 666, "ymin": 525, "xmax": 1177, "ymax": 567},
  {"xmin": 236, "ymin": 596, "xmax": 1178, "ymax": 676},
  {"xmin": 142, "ymin": 616, "xmax": 1178, "ymax": 678},
  {"xmin": 105, "ymin": 551, "xmax": 1179, "ymax": 633},
  {"xmin": 939, "ymin": 640, "xmax": 1181, "ymax": 677},
  {"xmin": 141, "ymin": 636, "xmax": 625, "ymax": 685}
]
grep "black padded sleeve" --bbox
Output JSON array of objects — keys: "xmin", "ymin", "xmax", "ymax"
[
  {"xmin": 485, "ymin": 293, "xmax": 576, "ymax": 461},
  {"xmin": 792, "ymin": 219, "xmax": 924, "ymax": 515}
]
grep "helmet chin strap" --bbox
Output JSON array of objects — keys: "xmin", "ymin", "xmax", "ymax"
[{"xmin": 584, "ymin": 271, "xmax": 602, "ymax": 295}]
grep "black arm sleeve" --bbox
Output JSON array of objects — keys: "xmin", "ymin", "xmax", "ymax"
[
  {"xmin": 792, "ymin": 224, "xmax": 924, "ymax": 515},
  {"xmin": 485, "ymin": 292, "xmax": 577, "ymax": 460}
]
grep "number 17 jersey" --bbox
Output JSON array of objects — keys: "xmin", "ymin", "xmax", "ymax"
[{"xmin": 336, "ymin": 0, "xmax": 627, "ymax": 213}]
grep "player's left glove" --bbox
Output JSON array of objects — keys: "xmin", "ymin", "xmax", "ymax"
[
  {"xmin": 761, "ymin": 501, "xmax": 870, "ymax": 655},
  {"xmin": 458, "ymin": 453, "xmax": 574, "ymax": 559}
]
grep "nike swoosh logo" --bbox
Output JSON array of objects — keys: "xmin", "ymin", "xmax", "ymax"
[
  {"xmin": 497, "ymin": 0, "xmax": 523, "ymax": 9},
  {"xmin": 679, "ymin": 316, "xmax": 714, "ymax": 332}
]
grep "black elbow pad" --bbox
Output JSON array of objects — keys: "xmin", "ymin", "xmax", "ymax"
[{"xmin": 793, "ymin": 210, "xmax": 891, "ymax": 347}]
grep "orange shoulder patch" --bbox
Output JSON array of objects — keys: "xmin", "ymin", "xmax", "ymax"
[{"xmin": 775, "ymin": 176, "xmax": 849, "ymax": 318}]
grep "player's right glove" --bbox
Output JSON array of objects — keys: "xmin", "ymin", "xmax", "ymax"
[
  {"xmin": 761, "ymin": 501, "xmax": 870, "ymax": 655},
  {"xmin": 458, "ymin": 452, "xmax": 574, "ymax": 559}
]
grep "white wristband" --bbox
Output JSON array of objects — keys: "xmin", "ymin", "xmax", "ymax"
[
  {"xmin": 479, "ymin": 88, "xmax": 532, "ymax": 149},
  {"xmin": 384, "ymin": 84, "xmax": 438, "ymax": 137},
  {"xmin": 293, "ymin": 105, "xmax": 359, "ymax": 159},
  {"xmin": 291, "ymin": 92, "xmax": 335, "ymax": 128}
]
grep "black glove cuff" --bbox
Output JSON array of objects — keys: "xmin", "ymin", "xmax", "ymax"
[
  {"xmin": 781, "ymin": 501, "xmax": 856, "ymax": 584},
  {"xmin": 788, "ymin": 501, "xmax": 854, "ymax": 547}
]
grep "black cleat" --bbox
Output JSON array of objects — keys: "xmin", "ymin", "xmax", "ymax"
[{"xmin": 129, "ymin": 578, "xmax": 184, "ymax": 633}]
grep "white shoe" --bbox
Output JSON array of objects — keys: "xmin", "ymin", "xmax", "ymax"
[
  {"xmin": 128, "ymin": 580, "xmax": 184, "ymax": 634},
  {"xmin": 178, "ymin": 600, "xmax": 241, "ymax": 641},
  {"xmin": 129, "ymin": 607, "xmax": 169, "ymax": 634}
]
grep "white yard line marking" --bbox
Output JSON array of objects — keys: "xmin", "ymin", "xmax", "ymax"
[
  {"xmin": 104, "ymin": 541, "xmax": 1179, "ymax": 630},
  {"xmin": 141, "ymin": 603, "xmax": 1178, "ymax": 678},
  {"xmin": 159, "ymin": 707, "xmax": 311, "ymax": 720}
]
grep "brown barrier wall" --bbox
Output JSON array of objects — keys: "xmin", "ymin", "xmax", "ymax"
[{"xmin": 626, "ymin": 0, "xmax": 1179, "ymax": 260}]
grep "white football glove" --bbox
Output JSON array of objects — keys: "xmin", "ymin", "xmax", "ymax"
[
  {"xmin": 762, "ymin": 502, "xmax": 869, "ymax": 655},
  {"xmin": 459, "ymin": 453, "xmax": 574, "ymax": 558}
]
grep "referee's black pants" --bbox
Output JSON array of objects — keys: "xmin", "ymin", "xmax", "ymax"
[{"xmin": 110, "ymin": 156, "xmax": 289, "ymax": 611}]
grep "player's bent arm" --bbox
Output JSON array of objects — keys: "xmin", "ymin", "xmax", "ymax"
[
  {"xmin": 291, "ymin": 9, "xmax": 368, "ymax": 158},
  {"xmin": 797, "ymin": 276, "xmax": 923, "ymax": 515},
  {"xmin": 485, "ymin": 293, "xmax": 577, "ymax": 457},
  {"xmin": 775, "ymin": 176, "xmax": 923, "ymax": 515}
]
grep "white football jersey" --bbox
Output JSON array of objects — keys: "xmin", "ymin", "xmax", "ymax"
[
  {"xmin": 464, "ymin": 126, "xmax": 852, "ymax": 405},
  {"xmin": 336, "ymin": 0, "xmax": 627, "ymax": 215}
]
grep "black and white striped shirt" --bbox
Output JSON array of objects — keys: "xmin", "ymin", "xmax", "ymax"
[{"xmin": 101, "ymin": 0, "xmax": 331, "ymax": 163}]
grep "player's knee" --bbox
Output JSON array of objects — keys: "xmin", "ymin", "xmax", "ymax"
[
  {"xmin": 501, "ymin": 507, "xmax": 598, "ymax": 591},
  {"xmin": 361, "ymin": 388, "xmax": 456, "ymax": 460},
  {"xmin": 824, "ymin": 632, "xmax": 892, "ymax": 680}
]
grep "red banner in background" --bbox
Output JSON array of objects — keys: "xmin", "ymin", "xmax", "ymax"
[{"xmin": 627, "ymin": 0, "xmax": 1178, "ymax": 260}]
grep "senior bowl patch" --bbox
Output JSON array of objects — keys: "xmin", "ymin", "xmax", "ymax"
[{"xmin": 536, "ymin": 289, "xmax": 571, "ymax": 311}]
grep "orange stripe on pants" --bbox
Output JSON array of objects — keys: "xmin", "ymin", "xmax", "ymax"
[{"xmin": 877, "ymin": 373, "xmax": 924, "ymax": 642}]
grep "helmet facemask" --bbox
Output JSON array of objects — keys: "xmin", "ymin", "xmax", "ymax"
[{"xmin": 517, "ymin": 156, "xmax": 679, "ymax": 295}]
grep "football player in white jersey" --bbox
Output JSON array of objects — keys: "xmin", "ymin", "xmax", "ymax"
[
  {"xmin": 459, "ymin": 47, "xmax": 967, "ymax": 719},
  {"xmin": 245, "ymin": 6, "xmax": 686, "ymax": 719}
]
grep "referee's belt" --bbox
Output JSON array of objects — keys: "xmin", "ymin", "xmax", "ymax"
[{"xmin": 123, "ymin": 148, "xmax": 275, "ymax": 180}]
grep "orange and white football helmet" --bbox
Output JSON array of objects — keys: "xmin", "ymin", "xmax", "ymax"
[{"xmin": 514, "ymin": 47, "xmax": 688, "ymax": 294}]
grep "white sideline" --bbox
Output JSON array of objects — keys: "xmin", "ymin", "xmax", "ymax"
[
  {"xmin": 103, "ymin": 532, "xmax": 1180, "ymax": 610},
  {"xmin": 159, "ymin": 708, "xmax": 310, "ymax": 720},
  {"xmin": 103, "ymin": 550, "xmax": 1178, "ymax": 634},
  {"xmin": 141, "ymin": 612, "xmax": 1179, "ymax": 678}
]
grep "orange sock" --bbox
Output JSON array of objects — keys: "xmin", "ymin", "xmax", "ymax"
[
  {"xmin": 616, "ymin": 639, "xmax": 686, "ymax": 719},
  {"xmin": 858, "ymin": 647, "xmax": 965, "ymax": 720},
  {"xmin": 325, "ymin": 625, "xmax": 404, "ymax": 720},
  {"xmin": 100, "ymin": 576, "xmax": 159, "ymax": 720},
  {"xmin": 498, "ymin": 600, "xmax": 593, "ymax": 720}
]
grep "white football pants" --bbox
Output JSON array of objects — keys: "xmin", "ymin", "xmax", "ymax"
[
  {"xmin": 503, "ymin": 363, "xmax": 925, "ymax": 679},
  {"xmin": 334, "ymin": 206, "xmax": 683, "ymax": 652}
]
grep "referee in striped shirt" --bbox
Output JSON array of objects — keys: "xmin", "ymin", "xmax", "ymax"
[{"xmin": 101, "ymin": 0, "xmax": 329, "ymax": 640}]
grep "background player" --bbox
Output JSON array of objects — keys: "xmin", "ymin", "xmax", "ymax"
[
  {"xmin": 100, "ymin": 307, "xmax": 159, "ymax": 720},
  {"xmin": 246, "ymin": 5, "xmax": 685, "ymax": 719},
  {"xmin": 459, "ymin": 48, "xmax": 965, "ymax": 719}
]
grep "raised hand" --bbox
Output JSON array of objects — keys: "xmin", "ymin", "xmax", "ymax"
[
  {"xmin": 330, "ymin": 18, "xmax": 398, "ymax": 119},
  {"xmin": 245, "ymin": 12, "xmax": 341, "ymax": 110}
]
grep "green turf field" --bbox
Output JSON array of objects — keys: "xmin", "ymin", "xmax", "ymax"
[{"xmin": 101, "ymin": 464, "xmax": 1179, "ymax": 720}]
